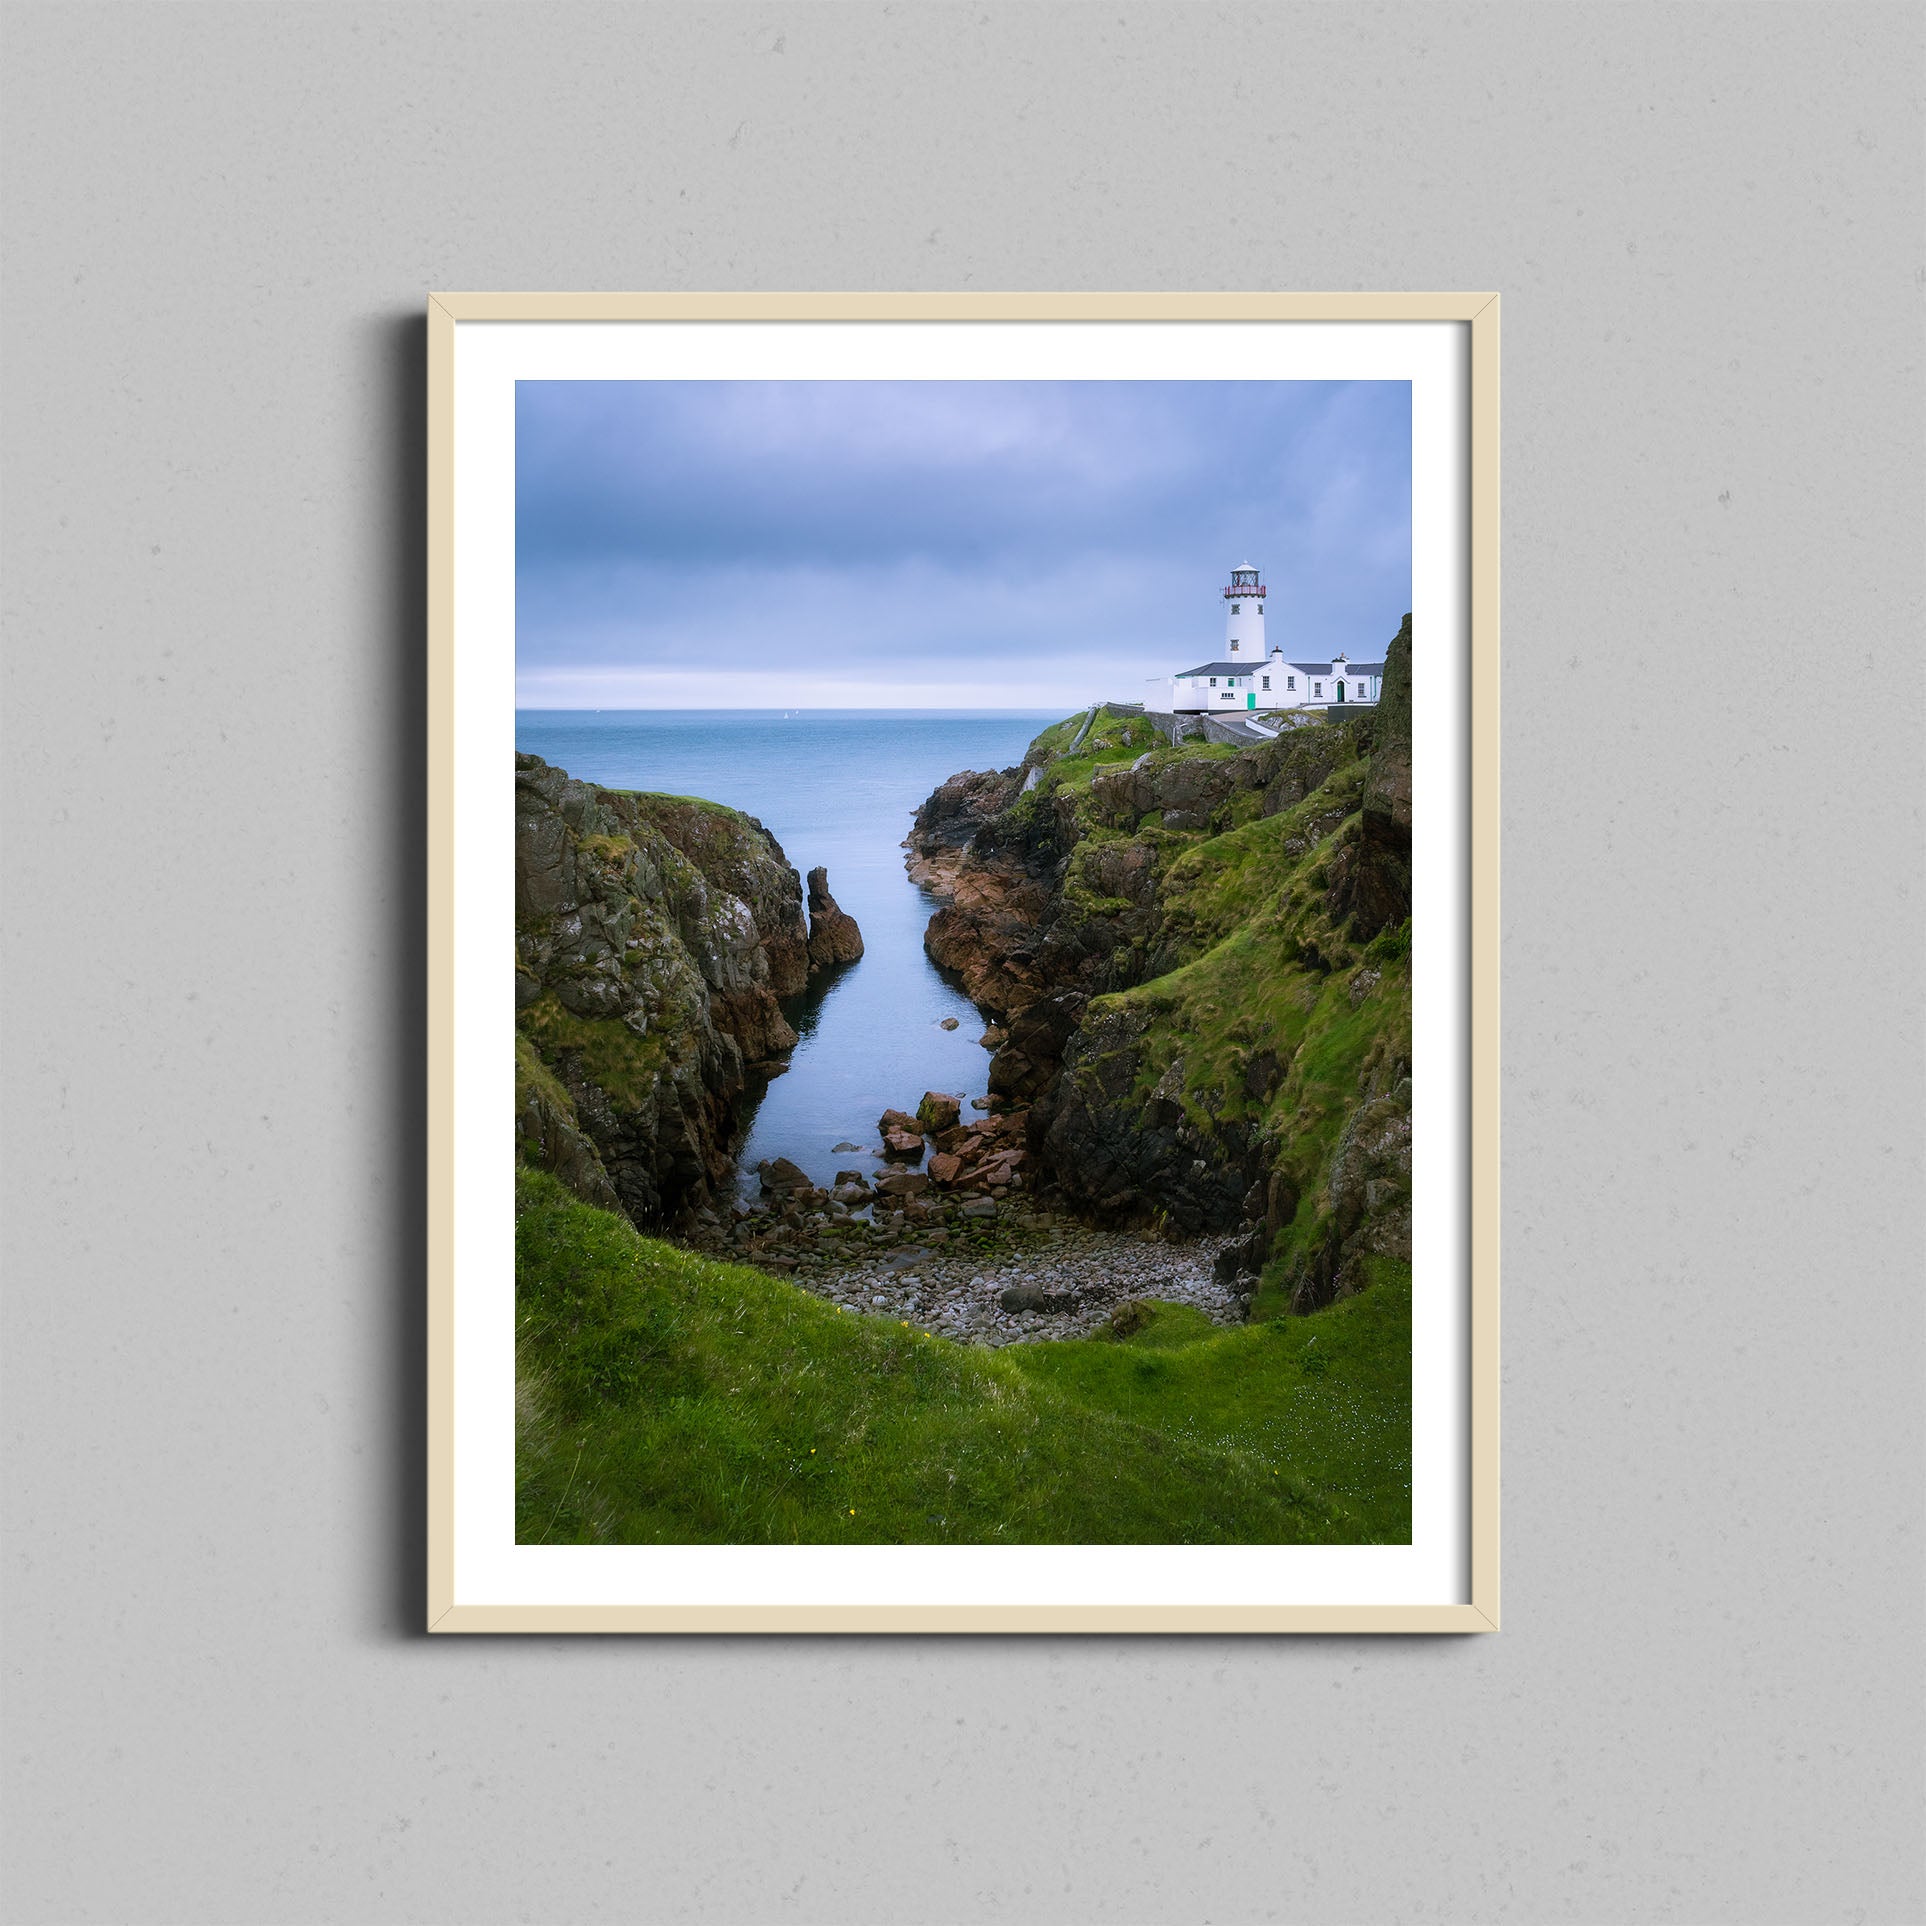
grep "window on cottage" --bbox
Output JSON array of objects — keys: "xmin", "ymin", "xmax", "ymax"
[
  {"xmin": 1313, "ymin": 682, "xmax": 1323, "ymax": 696},
  {"xmin": 1286, "ymin": 675, "xmax": 1295, "ymax": 690},
  {"xmin": 1262, "ymin": 676, "xmax": 1270, "ymax": 689},
  {"xmin": 1209, "ymin": 677, "xmax": 1217, "ymax": 686}
]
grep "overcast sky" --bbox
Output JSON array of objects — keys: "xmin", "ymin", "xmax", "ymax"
[{"xmin": 516, "ymin": 380, "xmax": 1410, "ymax": 709}]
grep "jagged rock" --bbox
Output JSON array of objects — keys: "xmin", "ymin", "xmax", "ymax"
[
  {"xmin": 875, "ymin": 1171, "xmax": 930, "ymax": 1198},
  {"xmin": 928, "ymin": 1152, "xmax": 963, "ymax": 1186},
  {"xmin": 514, "ymin": 753, "xmax": 809, "ymax": 1228},
  {"xmin": 916, "ymin": 1091, "xmax": 962, "ymax": 1135},
  {"xmin": 1086, "ymin": 750, "xmax": 1259, "ymax": 830},
  {"xmin": 631, "ymin": 792, "xmax": 811, "ymax": 998},
  {"xmin": 904, "ymin": 766, "xmax": 1024, "ymax": 897},
  {"xmin": 988, "ymin": 992, "xmax": 1086, "ymax": 1104},
  {"xmin": 1265, "ymin": 1169, "xmax": 1301, "ymax": 1236},
  {"xmin": 882, "ymin": 1130, "xmax": 925, "ymax": 1162},
  {"xmin": 878, "ymin": 1108, "xmax": 921, "ymax": 1138},
  {"xmin": 805, "ymin": 865, "xmax": 865, "ymax": 972},
  {"xmin": 758, "ymin": 1157, "xmax": 811, "ymax": 1193},
  {"xmin": 515, "ymin": 1033, "xmax": 621, "ymax": 1215},
  {"xmin": 1213, "ymin": 1228, "xmax": 1267, "ymax": 1285},
  {"xmin": 1327, "ymin": 614, "xmax": 1412, "ymax": 939}
]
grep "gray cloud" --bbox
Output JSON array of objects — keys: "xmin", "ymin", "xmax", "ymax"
[{"xmin": 517, "ymin": 379, "xmax": 1409, "ymax": 707}]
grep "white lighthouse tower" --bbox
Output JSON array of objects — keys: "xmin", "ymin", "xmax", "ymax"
[{"xmin": 1223, "ymin": 561, "xmax": 1267, "ymax": 660}]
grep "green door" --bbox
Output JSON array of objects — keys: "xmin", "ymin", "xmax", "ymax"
[{"xmin": 1247, "ymin": 692, "xmax": 1255, "ymax": 709}]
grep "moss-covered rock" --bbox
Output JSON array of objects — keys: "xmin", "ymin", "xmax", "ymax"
[
  {"xmin": 515, "ymin": 753, "xmax": 815, "ymax": 1228},
  {"xmin": 904, "ymin": 622, "xmax": 1416, "ymax": 1313}
]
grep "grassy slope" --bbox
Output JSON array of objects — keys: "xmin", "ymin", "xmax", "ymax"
[
  {"xmin": 516, "ymin": 1170, "xmax": 1408, "ymax": 1545},
  {"xmin": 1028, "ymin": 723, "xmax": 1412, "ymax": 1316},
  {"xmin": 1007, "ymin": 1262, "xmax": 1410, "ymax": 1532}
]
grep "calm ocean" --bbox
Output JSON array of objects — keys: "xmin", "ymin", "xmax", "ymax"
[{"xmin": 514, "ymin": 710, "xmax": 1058, "ymax": 1194}]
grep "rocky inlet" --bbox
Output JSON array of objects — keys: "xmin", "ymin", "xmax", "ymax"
[{"xmin": 677, "ymin": 1088, "xmax": 1251, "ymax": 1343}]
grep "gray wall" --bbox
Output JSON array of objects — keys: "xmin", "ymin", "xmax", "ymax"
[{"xmin": 3, "ymin": 5, "xmax": 1919, "ymax": 1920}]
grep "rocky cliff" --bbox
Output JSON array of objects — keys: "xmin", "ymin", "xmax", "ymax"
[
  {"xmin": 515, "ymin": 752, "xmax": 857, "ymax": 1229},
  {"xmin": 907, "ymin": 622, "xmax": 1414, "ymax": 1317}
]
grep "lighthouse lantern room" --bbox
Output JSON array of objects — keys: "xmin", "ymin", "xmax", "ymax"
[{"xmin": 1224, "ymin": 562, "xmax": 1266, "ymax": 658}]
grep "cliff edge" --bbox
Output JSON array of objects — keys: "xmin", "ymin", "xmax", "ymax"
[
  {"xmin": 906, "ymin": 621, "xmax": 1414, "ymax": 1317},
  {"xmin": 514, "ymin": 752, "xmax": 858, "ymax": 1228}
]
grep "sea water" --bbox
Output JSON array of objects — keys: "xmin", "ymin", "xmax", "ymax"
[{"xmin": 514, "ymin": 710, "xmax": 1057, "ymax": 1193}]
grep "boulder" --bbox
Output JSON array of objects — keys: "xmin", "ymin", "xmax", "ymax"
[
  {"xmin": 928, "ymin": 1152, "xmax": 963, "ymax": 1186},
  {"xmin": 874, "ymin": 1171, "xmax": 930, "ymax": 1198},
  {"xmin": 960, "ymin": 1197, "xmax": 998, "ymax": 1221},
  {"xmin": 878, "ymin": 1108, "xmax": 921, "ymax": 1138},
  {"xmin": 882, "ymin": 1129, "xmax": 925, "ymax": 1161},
  {"xmin": 916, "ymin": 1091, "xmax": 963, "ymax": 1135},
  {"xmin": 757, "ymin": 1157, "xmax": 811, "ymax": 1194},
  {"xmin": 999, "ymin": 1282, "xmax": 1046, "ymax": 1312}
]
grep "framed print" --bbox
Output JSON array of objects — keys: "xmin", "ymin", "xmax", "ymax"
[{"xmin": 427, "ymin": 293, "xmax": 1498, "ymax": 1632}]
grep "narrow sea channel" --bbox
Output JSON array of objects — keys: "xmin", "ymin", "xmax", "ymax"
[{"xmin": 513, "ymin": 709, "xmax": 1056, "ymax": 1195}]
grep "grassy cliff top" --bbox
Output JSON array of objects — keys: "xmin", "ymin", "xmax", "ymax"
[{"xmin": 516, "ymin": 1170, "xmax": 1409, "ymax": 1546}]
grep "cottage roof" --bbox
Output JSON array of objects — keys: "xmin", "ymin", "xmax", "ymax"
[
  {"xmin": 1285, "ymin": 660, "xmax": 1386, "ymax": 677},
  {"xmin": 1177, "ymin": 661, "xmax": 1258, "ymax": 678}
]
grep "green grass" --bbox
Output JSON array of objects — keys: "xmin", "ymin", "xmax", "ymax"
[
  {"xmin": 1005, "ymin": 1265, "xmax": 1411, "ymax": 1535},
  {"xmin": 1023, "ymin": 711, "xmax": 1167, "ymax": 793},
  {"xmin": 518, "ymin": 990, "xmax": 687, "ymax": 1115},
  {"xmin": 516, "ymin": 1169, "xmax": 1408, "ymax": 1545},
  {"xmin": 1021, "ymin": 722, "xmax": 1410, "ymax": 1313}
]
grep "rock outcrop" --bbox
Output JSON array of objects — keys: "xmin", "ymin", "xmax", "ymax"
[
  {"xmin": 904, "ymin": 766, "xmax": 1023, "ymax": 896},
  {"xmin": 515, "ymin": 752, "xmax": 813, "ymax": 1228},
  {"xmin": 805, "ymin": 865, "xmax": 865, "ymax": 972},
  {"xmin": 903, "ymin": 626, "xmax": 1416, "ymax": 1316}
]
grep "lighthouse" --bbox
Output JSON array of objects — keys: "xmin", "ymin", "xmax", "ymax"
[{"xmin": 1223, "ymin": 561, "xmax": 1266, "ymax": 660}]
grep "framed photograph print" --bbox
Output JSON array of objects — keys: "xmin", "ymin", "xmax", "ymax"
[{"xmin": 427, "ymin": 293, "xmax": 1498, "ymax": 1632}]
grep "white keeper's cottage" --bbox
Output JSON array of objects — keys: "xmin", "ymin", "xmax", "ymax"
[{"xmin": 1150, "ymin": 562, "xmax": 1384, "ymax": 715}]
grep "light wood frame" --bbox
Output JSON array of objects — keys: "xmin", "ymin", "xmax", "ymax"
[{"xmin": 427, "ymin": 292, "xmax": 1499, "ymax": 1633}]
